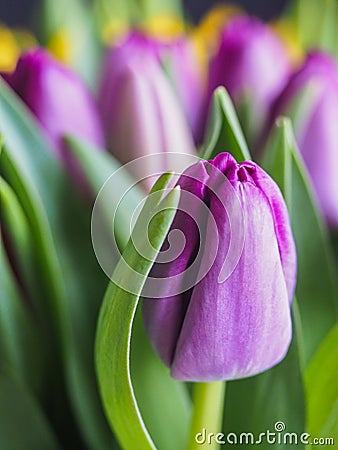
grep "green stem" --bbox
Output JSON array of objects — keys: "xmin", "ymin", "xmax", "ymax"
[{"xmin": 187, "ymin": 381, "xmax": 226, "ymax": 450}]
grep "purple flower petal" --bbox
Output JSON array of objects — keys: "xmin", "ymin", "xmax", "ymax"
[
  {"xmin": 143, "ymin": 152, "xmax": 296, "ymax": 381},
  {"xmin": 268, "ymin": 51, "xmax": 338, "ymax": 227}
]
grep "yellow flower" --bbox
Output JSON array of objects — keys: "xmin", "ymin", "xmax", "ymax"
[
  {"xmin": 47, "ymin": 28, "xmax": 72, "ymax": 63},
  {"xmin": 0, "ymin": 26, "xmax": 36, "ymax": 72},
  {"xmin": 193, "ymin": 4, "xmax": 241, "ymax": 52},
  {"xmin": 139, "ymin": 13, "xmax": 185, "ymax": 41},
  {"xmin": 190, "ymin": 3, "xmax": 242, "ymax": 76},
  {"xmin": 271, "ymin": 19, "xmax": 304, "ymax": 66},
  {"xmin": 102, "ymin": 13, "xmax": 185, "ymax": 45},
  {"xmin": 102, "ymin": 20, "xmax": 129, "ymax": 44}
]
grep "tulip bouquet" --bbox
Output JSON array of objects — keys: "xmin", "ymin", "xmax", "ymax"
[{"xmin": 0, "ymin": 0, "xmax": 337, "ymax": 449}]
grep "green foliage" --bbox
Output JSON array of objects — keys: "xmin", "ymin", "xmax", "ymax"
[
  {"xmin": 205, "ymin": 93, "xmax": 306, "ymax": 448},
  {"xmin": 305, "ymin": 323, "xmax": 338, "ymax": 445},
  {"xmin": 0, "ymin": 78, "xmax": 114, "ymax": 450},
  {"xmin": 201, "ymin": 87, "xmax": 251, "ymax": 162},
  {"xmin": 0, "ymin": 370, "xmax": 61, "ymax": 450},
  {"xmin": 95, "ymin": 173, "xmax": 192, "ymax": 450},
  {"xmin": 286, "ymin": 0, "xmax": 338, "ymax": 59},
  {"xmin": 262, "ymin": 118, "xmax": 338, "ymax": 362}
]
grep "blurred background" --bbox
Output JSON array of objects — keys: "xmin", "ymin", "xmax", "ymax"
[
  {"xmin": 1, "ymin": 0, "xmax": 337, "ymax": 449},
  {"xmin": 1, "ymin": 0, "xmax": 288, "ymax": 27},
  {"xmin": 184, "ymin": 0, "xmax": 287, "ymax": 21}
]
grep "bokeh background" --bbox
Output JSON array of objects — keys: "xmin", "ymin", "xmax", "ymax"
[{"xmin": 1, "ymin": 0, "xmax": 287, "ymax": 27}]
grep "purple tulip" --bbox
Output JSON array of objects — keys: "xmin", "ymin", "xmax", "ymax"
[
  {"xmin": 143, "ymin": 152, "xmax": 296, "ymax": 381},
  {"xmin": 207, "ymin": 16, "xmax": 290, "ymax": 142},
  {"xmin": 98, "ymin": 31, "xmax": 196, "ymax": 176},
  {"xmin": 269, "ymin": 51, "xmax": 338, "ymax": 228},
  {"xmin": 3, "ymin": 48, "xmax": 105, "ymax": 183},
  {"xmin": 159, "ymin": 37, "xmax": 205, "ymax": 143}
]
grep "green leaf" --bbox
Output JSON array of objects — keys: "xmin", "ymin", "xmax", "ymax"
[
  {"xmin": 261, "ymin": 118, "xmax": 338, "ymax": 362},
  {"xmin": 223, "ymin": 302, "xmax": 305, "ymax": 449},
  {"xmin": 131, "ymin": 308, "xmax": 191, "ymax": 450},
  {"xmin": 136, "ymin": 0, "xmax": 183, "ymax": 21},
  {"xmin": 0, "ymin": 177, "xmax": 47, "ymax": 321},
  {"xmin": 290, "ymin": 0, "xmax": 338, "ymax": 58},
  {"xmin": 260, "ymin": 118, "xmax": 292, "ymax": 205},
  {"xmin": 93, "ymin": 0, "xmax": 146, "ymax": 35},
  {"xmin": 305, "ymin": 323, "xmax": 338, "ymax": 444},
  {"xmin": 0, "ymin": 78, "xmax": 115, "ymax": 449},
  {"xmin": 201, "ymin": 87, "xmax": 251, "ymax": 162},
  {"xmin": 67, "ymin": 137, "xmax": 192, "ymax": 448},
  {"xmin": 331, "ymin": 233, "xmax": 338, "ymax": 268},
  {"xmin": 234, "ymin": 90, "xmax": 258, "ymax": 147},
  {"xmin": 39, "ymin": 0, "xmax": 102, "ymax": 88},
  {"xmin": 0, "ymin": 369, "xmax": 60, "ymax": 450},
  {"xmin": 96, "ymin": 173, "xmax": 181, "ymax": 450},
  {"xmin": 0, "ymin": 227, "xmax": 44, "ymax": 395},
  {"xmin": 65, "ymin": 135, "xmax": 145, "ymax": 250}
]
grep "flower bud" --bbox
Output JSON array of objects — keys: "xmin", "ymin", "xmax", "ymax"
[
  {"xmin": 3, "ymin": 48, "xmax": 105, "ymax": 156},
  {"xmin": 160, "ymin": 36, "xmax": 205, "ymax": 143},
  {"xmin": 98, "ymin": 32, "xmax": 196, "ymax": 177},
  {"xmin": 207, "ymin": 16, "xmax": 290, "ymax": 142},
  {"xmin": 2, "ymin": 48, "xmax": 105, "ymax": 193},
  {"xmin": 269, "ymin": 51, "xmax": 338, "ymax": 227},
  {"xmin": 0, "ymin": 26, "xmax": 36, "ymax": 73},
  {"xmin": 143, "ymin": 152, "xmax": 296, "ymax": 381}
]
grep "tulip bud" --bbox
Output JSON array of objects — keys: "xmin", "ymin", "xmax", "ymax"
[
  {"xmin": 2, "ymin": 48, "xmax": 105, "ymax": 182},
  {"xmin": 143, "ymin": 152, "xmax": 296, "ymax": 381},
  {"xmin": 98, "ymin": 32, "xmax": 196, "ymax": 177},
  {"xmin": 160, "ymin": 37, "xmax": 205, "ymax": 143},
  {"xmin": 207, "ymin": 16, "xmax": 290, "ymax": 143},
  {"xmin": 269, "ymin": 51, "xmax": 338, "ymax": 228}
]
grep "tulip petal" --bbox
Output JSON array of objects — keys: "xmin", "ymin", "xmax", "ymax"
[
  {"xmin": 269, "ymin": 51, "xmax": 338, "ymax": 227},
  {"xmin": 249, "ymin": 164, "xmax": 297, "ymax": 302},
  {"xmin": 298, "ymin": 90, "xmax": 338, "ymax": 227},
  {"xmin": 3, "ymin": 49, "xmax": 104, "ymax": 153},
  {"xmin": 143, "ymin": 161, "xmax": 210, "ymax": 365},
  {"xmin": 208, "ymin": 16, "xmax": 290, "ymax": 142},
  {"xmin": 143, "ymin": 153, "xmax": 295, "ymax": 382},
  {"xmin": 98, "ymin": 32, "xmax": 196, "ymax": 182},
  {"xmin": 171, "ymin": 179, "xmax": 292, "ymax": 381}
]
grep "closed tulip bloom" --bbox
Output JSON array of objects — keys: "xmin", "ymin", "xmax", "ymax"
[
  {"xmin": 3, "ymin": 48, "xmax": 105, "ymax": 157},
  {"xmin": 106, "ymin": 32, "xmax": 205, "ymax": 142},
  {"xmin": 143, "ymin": 152, "xmax": 296, "ymax": 381},
  {"xmin": 160, "ymin": 37, "xmax": 205, "ymax": 143},
  {"xmin": 98, "ymin": 32, "xmax": 196, "ymax": 173},
  {"xmin": 269, "ymin": 52, "xmax": 338, "ymax": 227},
  {"xmin": 208, "ymin": 16, "xmax": 290, "ymax": 143}
]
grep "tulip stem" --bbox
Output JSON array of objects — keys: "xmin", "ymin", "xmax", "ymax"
[{"xmin": 187, "ymin": 381, "xmax": 226, "ymax": 450}]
